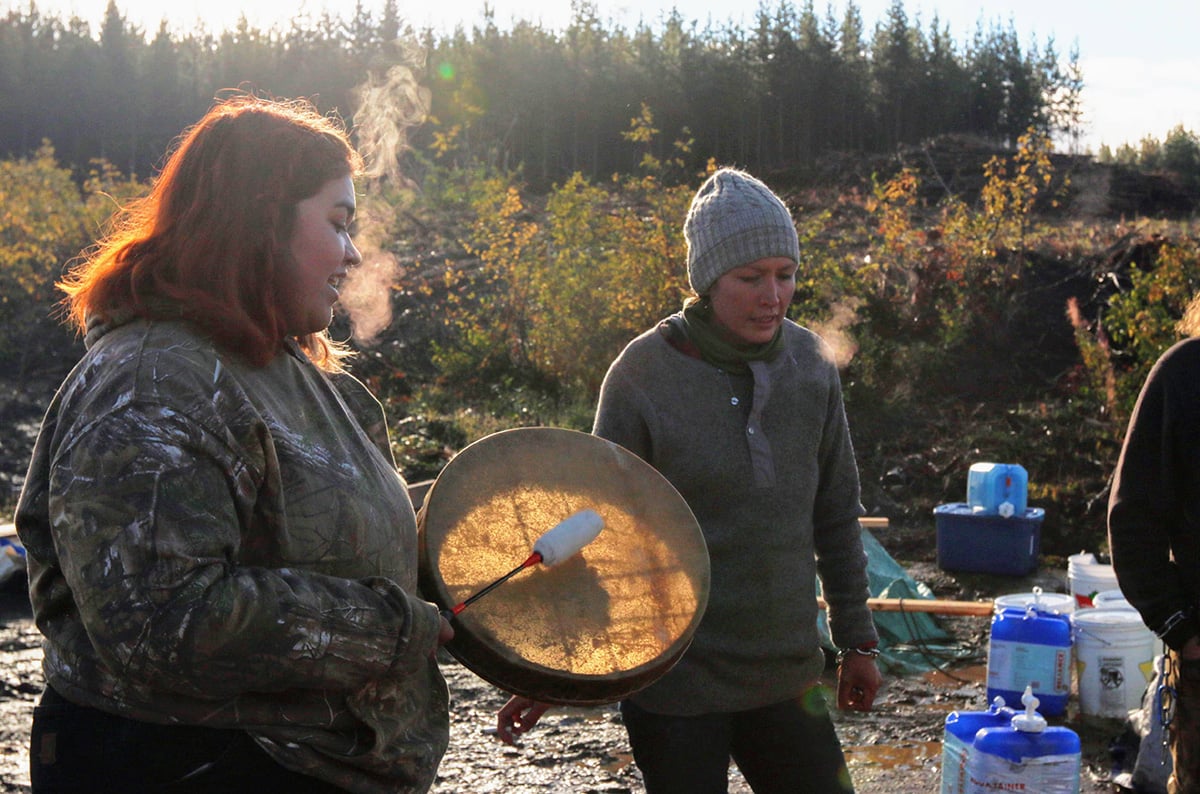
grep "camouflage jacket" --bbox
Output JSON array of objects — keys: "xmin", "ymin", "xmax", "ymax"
[{"xmin": 15, "ymin": 318, "xmax": 448, "ymax": 793}]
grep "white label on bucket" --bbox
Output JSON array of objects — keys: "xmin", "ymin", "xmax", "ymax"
[
  {"xmin": 1074, "ymin": 615, "xmax": 1157, "ymax": 718},
  {"xmin": 968, "ymin": 752, "xmax": 1081, "ymax": 793},
  {"xmin": 988, "ymin": 639, "xmax": 1071, "ymax": 696}
]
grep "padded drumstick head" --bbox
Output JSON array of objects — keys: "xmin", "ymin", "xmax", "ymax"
[{"xmin": 533, "ymin": 509, "xmax": 604, "ymax": 567}]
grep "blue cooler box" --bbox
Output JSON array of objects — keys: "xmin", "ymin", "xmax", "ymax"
[{"xmin": 935, "ymin": 502, "xmax": 1044, "ymax": 575}]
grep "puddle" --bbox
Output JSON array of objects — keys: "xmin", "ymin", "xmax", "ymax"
[
  {"xmin": 600, "ymin": 750, "xmax": 634, "ymax": 774},
  {"xmin": 844, "ymin": 739, "xmax": 942, "ymax": 770},
  {"xmin": 925, "ymin": 663, "xmax": 986, "ymax": 688}
]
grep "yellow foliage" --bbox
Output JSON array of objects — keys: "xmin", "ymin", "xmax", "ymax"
[
  {"xmin": 432, "ymin": 114, "xmax": 696, "ymax": 397},
  {"xmin": 0, "ymin": 143, "xmax": 142, "ymax": 367}
]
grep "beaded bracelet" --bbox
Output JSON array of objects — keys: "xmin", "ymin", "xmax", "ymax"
[{"xmin": 836, "ymin": 646, "xmax": 880, "ymax": 664}]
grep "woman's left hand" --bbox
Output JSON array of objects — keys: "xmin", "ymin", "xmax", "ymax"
[
  {"xmin": 496, "ymin": 696, "xmax": 551, "ymax": 746},
  {"xmin": 836, "ymin": 652, "xmax": 882, "ymax": 711}
]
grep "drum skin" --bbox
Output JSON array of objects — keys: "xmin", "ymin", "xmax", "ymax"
[{"xmin": 417, "ymin": 427, "xmax": 710, "ymax": 705}]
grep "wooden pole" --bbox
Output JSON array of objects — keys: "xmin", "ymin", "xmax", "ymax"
[{"xmin": 818, "ymin": 596, "xmax": 995, "ymax": 617}]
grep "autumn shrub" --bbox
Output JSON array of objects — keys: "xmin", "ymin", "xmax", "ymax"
[
  {"xmin": 419, "ymin": 126, "xmax": 1081, "ymax": 438},
  {"xmin": 1081, "ymin": 239, "xmax": 1200, "ymax": 424},
  {"xmin": 430, "ymin": 172, "xmax": 541, "ymax": 390},
  {"xmin": 839, "ymin": 131, "xmax": 1068, "ymax": 398},
  {"xmin": 429, "ymin": 109, "xmax": 696, "ymax": 405},
  {"xmin": 0, "ymin": 144, "xmax": 141, "ymax": 375}
]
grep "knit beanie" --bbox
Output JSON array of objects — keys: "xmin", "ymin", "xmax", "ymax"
[{"xmin": 684, "ymin": 168, "xmax": 800, "ymax": 295}]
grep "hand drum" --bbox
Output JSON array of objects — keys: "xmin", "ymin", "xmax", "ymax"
[{"xmin": 417, "ymin": 427, "xmax": 710, "ymax": 705}]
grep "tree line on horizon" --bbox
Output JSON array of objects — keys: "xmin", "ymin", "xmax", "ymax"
[{"xmin": 2, "ymin": 0, "xmax": 1085, "ymax": 187}]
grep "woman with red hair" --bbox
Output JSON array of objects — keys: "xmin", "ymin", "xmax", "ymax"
[{"xmin": 15, "ymin": 93, "xmax": 453, "ymax": 793}]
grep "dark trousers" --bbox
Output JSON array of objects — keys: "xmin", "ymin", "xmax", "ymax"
[
  {"xmin": 620, "ymin": 689, "xmax": 854, "ymax": 794},
  {"xmin": 30, "ymin": 686, "xmax": 344, "ymax": 793}
]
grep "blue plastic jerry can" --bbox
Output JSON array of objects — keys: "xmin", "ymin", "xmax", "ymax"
[
  {"xmin": 967, "ymin": 462, "xmax": 1028, "ymax": 517},
  {"xmin": 940, "ymin": 696, "xmax": 1014, "ymax": 794},
  {"xmin": 986, "ymin": 605, "xmax": 1071, "ymax": 716},
  {"xmin": 966, "ymin": 686, "xmax": 1081, "ymax": 794}
]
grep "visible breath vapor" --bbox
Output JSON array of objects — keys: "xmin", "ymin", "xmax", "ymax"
[
  {"xmin": 354, "ymin": 39, "xmax": 432, "ymax": 185},
  {"xmin": 338, "ymin": 39, "xmax": 431, "ymax": 343},
  {"xmin": 810, "ymin": 298, "xmax": 862, "ymax": 369}
]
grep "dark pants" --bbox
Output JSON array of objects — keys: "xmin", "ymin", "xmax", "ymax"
[
  {"xmin": 30, "ymin": 686, "xmax": 343, "ymax": 793},
  {"xmin": 620, "ymin": 689, "xmax": 854, "ymax": 794},
  {"xmin": 1168, "ymin": 651, "xmax": 1200, "ymax": 794}
]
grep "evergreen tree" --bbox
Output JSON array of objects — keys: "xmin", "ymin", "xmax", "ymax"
[
  {"xmin": 1162, "ymin": 124, "xmax": 1200, "ymax": 190},
  {"xmin": 870, "ymin": 0, "xmax": 920, "ymax": 148},
  {"xmin": 98, "ymin": 0, "xmax": 144, "ymax": 173},
  {"xmin": 0, "ymin": 0, "xmax": 1099, "ymax": 183}
]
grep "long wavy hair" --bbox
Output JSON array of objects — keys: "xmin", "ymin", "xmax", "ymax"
[{"xmin": 59, "ymin": 93, "xmax": 363, "ymax": 370}]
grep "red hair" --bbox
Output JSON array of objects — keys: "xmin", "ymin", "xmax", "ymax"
[{"xmin": 60, "ymin": 93, "xmax": 363, "ymax": 370}]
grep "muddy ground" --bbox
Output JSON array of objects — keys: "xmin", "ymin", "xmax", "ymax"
[{"xmin": 0, "ymin": 526, "xmax": 1140, "ymax": 793}]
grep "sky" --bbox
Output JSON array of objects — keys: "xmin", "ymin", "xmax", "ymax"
[{"xmin": 16, "ymin": 0, "xmax": 1200, "ymax": 153}]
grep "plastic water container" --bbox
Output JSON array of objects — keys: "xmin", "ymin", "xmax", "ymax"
[
  {"xmin": 966, "ymin": 686, "xmax": 1081, "ymax": 794},
  {"xmin": 967, "ymin": 462, "xmax": 1028, "ymax": 517},
  {"xmin": 940, "ymin": 697, "xmax": 1014, "ymax": 794},
  {"xmin": 994, "ymin": 586, "xmax": 1075, "ymax": 616},
  {"xmin": 1072, "ymin": 607, "xmax": 1158, "ymax": 719},
  {"xmin": 986, "ymin": 605, "xmax": 1072, "ymax": 716},
  {"xmin": 1067, "ymin": 552, "xmax": 1119, "ymax": 609}
]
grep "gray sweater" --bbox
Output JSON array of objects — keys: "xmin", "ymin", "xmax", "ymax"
[{"xmin": 593, "ymin": 316, "xmax": 877, "ymax": 715}]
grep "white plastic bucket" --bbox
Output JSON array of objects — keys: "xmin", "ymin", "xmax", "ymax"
[
  {"xmin": 1067, "ymin": 553, "xmax": 1119, "ymax": 609},
  {"xmin": 994, "ymin": 589, "xmax": 1075, "ymax": 615},
  {"xmin": 1072, "ymin": 607, "xmax": 1157, "ymax": 718},
  {"xmin": 1091, "ymin": 590, "xmax": 1165, "ymax": 657}
]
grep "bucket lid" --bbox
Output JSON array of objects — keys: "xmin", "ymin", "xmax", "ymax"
[
  {"xmin": 994, "ymin": 587, "xmax": 1074, "ymax": 613},
  {"xmin": 1068, "ymin": 551, "xmax": 1114, "ymax": 569},
  {"xmin": 1072, "ymin": 607, "xmax": 1146, "ymax": 628},
  {"xmin": 995, "ymin": 604, "xmax": 1071, "ymax": 625}
]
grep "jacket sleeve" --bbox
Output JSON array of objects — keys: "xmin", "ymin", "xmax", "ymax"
[
  {"xmin": 810, "ymin": 357, "xmax": 877, "ymax": 651},
  {"xmin": 592, "ymin": 353, "xmax": 653, "ymax": 460},
  {"xmin": 1108, "ymin": 339, "xmax": 1200, "ymax": 651}
]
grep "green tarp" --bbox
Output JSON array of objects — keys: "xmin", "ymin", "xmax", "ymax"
[{"xmin": 817, "ymin": 527, "xmax": 971, "ymax": 674}]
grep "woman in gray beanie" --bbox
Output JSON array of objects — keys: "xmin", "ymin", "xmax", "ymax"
[{"xmin": 498, "ymin": 167, "xmax": 881, "ymax": 792}]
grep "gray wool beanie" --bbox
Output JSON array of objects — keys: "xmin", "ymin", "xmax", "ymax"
[{"xmin": 684, "ymin": 168, "xmax": 801, "ymax": 295}]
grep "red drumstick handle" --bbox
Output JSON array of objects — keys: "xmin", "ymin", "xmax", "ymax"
[
  {"xmin": 440, "ymin": 510, "xmax": 604, "ymax": 622},
  {"xmin": 442, "ymin": 552, "xmax": 541, "ymax": 621}
]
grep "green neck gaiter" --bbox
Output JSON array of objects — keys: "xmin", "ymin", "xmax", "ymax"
[{"xmin": 679, "ymin": 300, "xmax": 784, "ymax": 375}]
